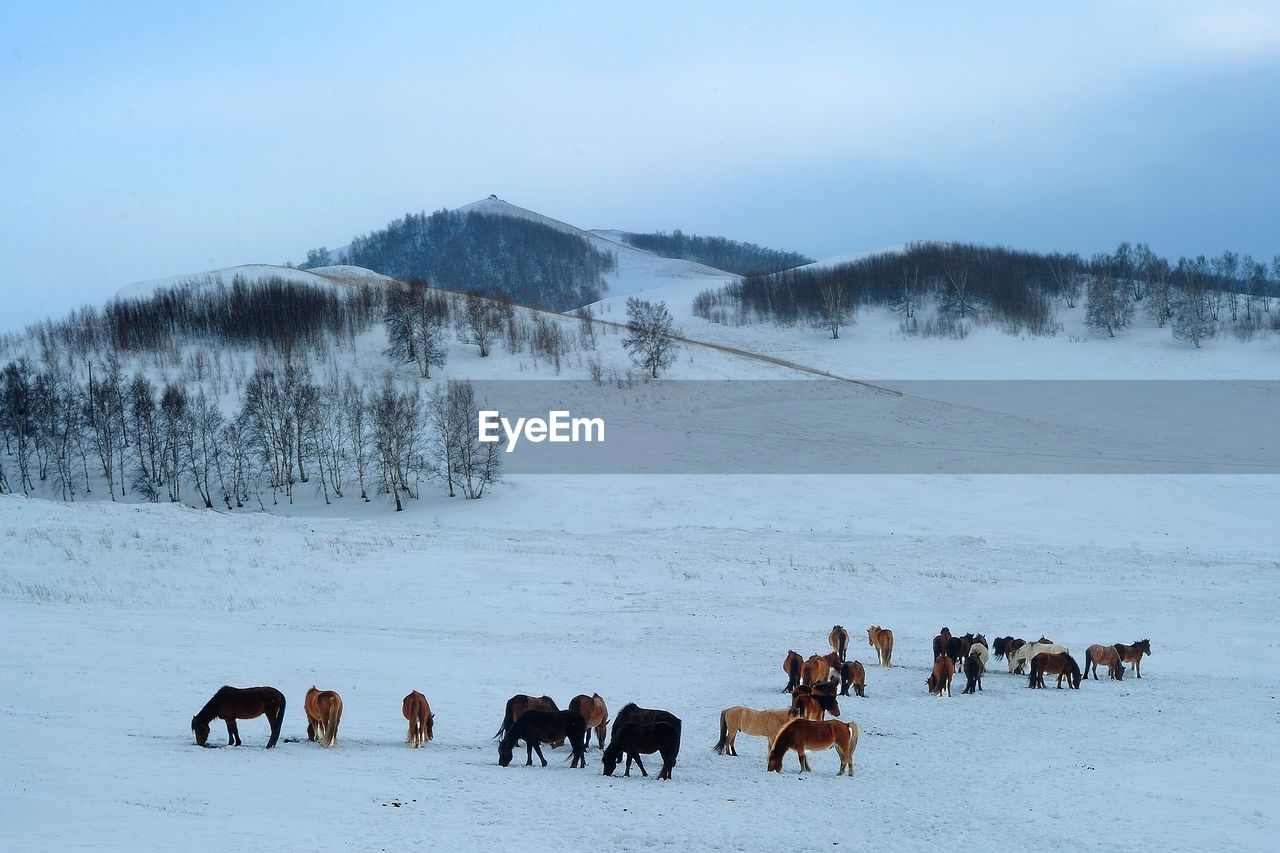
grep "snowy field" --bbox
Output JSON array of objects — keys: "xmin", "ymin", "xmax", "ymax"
[{"xmin": 3, "ymin": 474, "xmax": 1278, "ymax": 852}]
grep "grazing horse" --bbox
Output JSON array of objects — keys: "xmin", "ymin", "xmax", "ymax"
[
  {"xmin": 839, "ymin": 660, "xmax": 866, "ymax": 698},
  {"xmin": 962, "ymin": 650, "xmax": 984, "ymax": 694},
  {"xmin": 603, "ymin": 721, "xmax": 680, "ymax": 780},
  {"xmin": 1028, "ymin": 652, "xmax": 1083, "ymax": 689},
  {"xmin": 1084, "ymin": 645, "xmax": 1126, "ymax": 681},
  {"xmin": 304, "ymin": 686, "xmax": 343, "ymax": 748},
  {"xmin": 568, "ymin": 693, "xmax": 610, "ymax": 751},
  {"xmin": 993, "ymin": 637, "xmax": 1026, "ymax": 672},
  {"xmin": 1010, "ymin": 641, "xmax": 1067, "ymax": 676},
  {"xmin": 802, "ymin": 652, "xmax": 841, "ymax": 686},
  {"xmin": 783, "ymin": 650, "xmax": 804, "ymax": 693},
  {"xmin": 927, "ymin": 656, "xmax": 955, "ymax": 697},
  {"xmin": 714, "ymin": 707, "xmax": 793, "ymax": 756},
  {"xmin": 498, "ymin": 709, "xmax": 587, "ymax": 768},
  {"xmin": 402, "ymin": 691, "xmax": 434, "ymax": 748},
  {"xmin": 191, "ymin": 685, "xmax": 285, "ymax": 748},
  {"xmin": 611, "ymin": 704, "xmax": 682, "ymax": 778},
  {"xmin": 867, "ymin": 626, "xmax": 894, "ymax": 667},
  {"xmin": 828, "ymin": 625, "xmax": 850, "ymax": 662},
  {"xmin": 790, "ymin": 691, "xmax": 841, "ymax": 721},
  {"xmin": 766, "ymin": 719, "xmax": 858, "ymax": 776},
  {"xmin": 494, "ymin": 694, "xmax": 563, "ymax": 747},
  {"xmin": 1114, "ymin": 640, "xmax": 1152, "ymax": 678}
]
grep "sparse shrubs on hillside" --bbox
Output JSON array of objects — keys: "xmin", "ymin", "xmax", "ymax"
[
  {"xmin": 1085, "ymin": 274, "xmax": 1134, "ymax": 337},
  {"xmin": 620, "ymin": 229, "xmax": 813, "ymax": 275}
]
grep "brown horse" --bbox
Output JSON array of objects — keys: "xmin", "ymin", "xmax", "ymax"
[
  {"xmin": 839, "ymin": 660, "xmax": 866, "ymax": 698},
  {"xmin": 802, "ymin": 652, "xmax": 841, "ymax": 686},
  {"xmin": 766, "ymin": 719, "xmax": 858, "ymax": 776},
  {"xmin": 1028, "ymin": 652, "xmax": 1082, "ymax": 689},
  {"xmin": 714, "ymin": 707, "xmax": 793, "ymax": 756},
  {"xmin": 494, "ymin": 694, "xmax": 564, "ymax": 747},
  {"xmin": 783, "ymin": 650, "xmax": 804, "ymax": 693},
  {"xmin": 927, "ymin": 656, "xmax": 955, "ymax": 697},
  {"xmin": 790, "ymin": 690, "xmax": 841, "ymax": 720},
  {"xmin": 402, "ymin": 690, "xmax": 434, "ymax": 748},
  {"xmin": 568, "ymin": 693, "xmax": 610, "ymax": 750},
  {"xmin": 1114, "ymin": 640, "xmax": 1151, "ymax": 678},
  {"xmin": 993, "ymin": 637, "xmax": 1027, "ymax": 672},
  {"xmin": 932, "ymin": 628, "xmax": 953, "ymax": 660},
  {"xmin": 828, "ymin": 625, "xmax": 850, "ymax": 662},
  {"xmin": 192, "ymin": 685, "xmax": 285, "ymax": 748},
  {"xmin": 867, "ymin": 626, "xmax": 894, "ymax": 667},
  {"xmin": 498, "ymin": 709, "xmax": 587, "ymax": 768},
  {"xmin": 962, "ymin": 649, "xmax": 984, "ymax": 694},
  {"xmin": 603, "ymin": 721, "xmax": 681, "ymax": 780},
  {"xmin": 1084, "ymin": 645, "xmax": 1125, "ymax": 681},
  {"xmin": 305, "ymin": 686, "xmax": 343, "ymax": 748}
]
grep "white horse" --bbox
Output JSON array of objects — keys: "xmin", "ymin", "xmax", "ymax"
[
  {"xmin": 969, "ymin": 641, "xmax": 989, "ymax": 669},
  {"xmin": 1010, "ymin": 641, "xmax": 1068, "ymax": 675}
]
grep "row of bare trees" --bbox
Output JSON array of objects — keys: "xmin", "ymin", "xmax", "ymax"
[{"xmin": 0, "ymin": 356, "xmax": 500, "ymax": 509}]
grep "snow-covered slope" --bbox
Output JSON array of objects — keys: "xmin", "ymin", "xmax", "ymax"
[{"xmin": 116, "ymin": 263, "xmax": 396, "ymax": 300}]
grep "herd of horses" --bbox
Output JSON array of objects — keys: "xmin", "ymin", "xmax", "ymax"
[{"xmin": 189, "ymin": 625, "xmax": 1151, "ymax": 780}]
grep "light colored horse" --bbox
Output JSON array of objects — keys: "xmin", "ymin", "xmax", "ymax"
[
  {"xmin": 305, "ymin": 686, "xmax": 343, "ymax": 748},
  {"xmin": 766, "ymin": 719, "xmax": 859, "ymax": 776},
  {"xmin": 867, "ymin": 626, "xmax": 894, "ymax": 667},
  {"xmin": 1084, "ymin": 644, "xmax": 1125, "ymax": 681},
  {"xmin": 713, "ymin": 706, "xmax": 792, "ymax": 756},
  {"xmin": 828, "ymin": 625, "xmax": 850, "ymax": 662},
  {"xmin": 969, "ymin": 641, "xmax": 989, "ymax": 669},
  {"xmin": 1010, "ymin": 641, "xmax": 1068, "ymax": 675}
]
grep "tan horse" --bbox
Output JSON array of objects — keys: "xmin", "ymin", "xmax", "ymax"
[
  {"xmin": 968, "ymin": 635, "xmax": 989, "ymax": 669},
  {"xmin": 766, "ymin": 718, "xmax": 859, "ymax": 776},
  {"xmin": 568, "ymin": 693, "xmax": 610, "ymax": 750},
  {"xmin": 867, "ymin": 626, "xmax": 894, "ymax": 667},
  {"xmin": 1084, "ymin": 645, "xmax": 1125, "ymax": 681},
  {"xmin": 927, "ymin": 656, "xmax": 955, "ymax": 697},
  {"xmin": 828, "ymin": 625, "xmax": 850, "ymax": 662},
  {"xmin": 713, "ymin": 706, "xmax": 793, "ymax": 756},
  {"xmin": 839, "ymin": 660, "xmax": 866, "ymax": 698},
  {"xmin": 1114, "ymin": 640, "xmax": 1151, "ymax": 678},
  {"xmin": 402, "ymin": 690, "xmax": 434, "ymax": 747},
  {"xmin": 305, "ymin": 686, "xmax": 343, "ymax": 748}
]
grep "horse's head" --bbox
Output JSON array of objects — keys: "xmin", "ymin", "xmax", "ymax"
[
  {"xmin": 1071, "ymin": 670, "xmax": 1083, "ymax": 689},
  {"xmin": 1114, "ymin": 664, "xmax": 1126, "ymax": 681},
  {"xmin": 192, "ymin": 716, "xmax": 209, "ymax": 747},
  {"xmin": 1138, "ymin": 640, "xmax": 1151, "ymax": 656},
  {"xmin": 497, "ymin": 739, "xmax": 515, "ymax": 767},
  {"xmin": 601, "ymin": 742, "xmax": 621, "ymax": 776}
]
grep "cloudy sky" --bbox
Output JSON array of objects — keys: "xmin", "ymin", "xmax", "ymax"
[{"xmin": 3, "ymin": 1, "xmax": 1278, "ymax": 327}]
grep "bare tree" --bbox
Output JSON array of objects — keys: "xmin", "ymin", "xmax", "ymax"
[
  {"xmin": 816, "ymin": 278, "xmax": 852, "ymax": 339},
  {"xmin": 622, "ymin": 298, "xmax": 680, "ymax": 378},
  {"xmin": 430, "ymin": 380, "xmax": 500, "ymax": 499},
  {"xmin": 459, "ymin": 292, "xmax": 502, "ymax": 358}
]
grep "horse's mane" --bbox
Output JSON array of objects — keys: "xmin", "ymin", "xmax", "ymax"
[
  {"xmin": 769, "ymin": 718, "xmax": 802, "ymax": 759},
  {"xmin": 618, "ymin": 702, "xmax": 639, "ymax": 715}
]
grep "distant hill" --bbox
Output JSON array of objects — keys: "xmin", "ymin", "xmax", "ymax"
[{"xmin": 616, "ymin": 229, "xmax": 813, "ymax": 276}]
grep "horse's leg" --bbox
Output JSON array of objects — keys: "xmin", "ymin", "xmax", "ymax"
[
  {"xmin": 227, "ymin": 719, "xmax": 240, "ymax": 746},
  {"xmin": 633, "ymin": 753, "xmax": 648, "ymax": 777},
  {"xmin": 1136, "ymin": 658, "xmax": 1142, "ymax": 678},
  {"xmin": 524, "ymin": 741, "xmax": 534, "ymax": 766},
  {"xmin": 306, "ymin": 719, "xmax": 316, "ymax": 743},
  {"xmin": 534, "ymin": 742, "xmax": 548, "ymax": 767},
  {"xmin": 623, "ymin": 754, "xmax": 632, "ymax": 777}
]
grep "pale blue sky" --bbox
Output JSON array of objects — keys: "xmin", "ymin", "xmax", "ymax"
[{"xmin": 3, "ymin": 1, "xmax": 1279, "ymax": 328}]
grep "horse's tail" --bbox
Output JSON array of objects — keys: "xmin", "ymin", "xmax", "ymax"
[
  {"xmin": 839, "ymin": 632, "xmax": 848, "ymax": 661},
  {"xmin": 787, "ymin": 655, "xmax": 800, "ymax": 688},
  {"xmin": 426, "ymin": 713, "xmax": 435, "ymax": 742},
  {"xmin": 324, "ymin": 696, "xmax": 342, "ymax": 747},
  {"xmin": 267, "ymin": 692, "xmax": 285, "ymax": 749},
  {"xmin": 884, "ymin": 633, "xmax": 893, "ymax": 666},
  {"xmin": 494, "ymin": 699, "xmax": 513, "ymax": 739},
  {"xmin": 714, "ymin": 710, "xmax": 728, "ymax": 754}
]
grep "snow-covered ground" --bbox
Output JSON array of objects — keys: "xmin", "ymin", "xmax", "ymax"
[{"xmin": 2, "ymin": 473, "xmax": 1278, "ymax": 852}]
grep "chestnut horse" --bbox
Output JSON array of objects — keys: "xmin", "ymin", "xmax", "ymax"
[
  {"xmin": 568, "ymin": 693, "xmax": 610, "ymax": 750},
  {"xmin": 1084, "ymin": 645, "xmax": 1125, "ymax": 681},
  {"xmin": 494, "ymin": 694, "xmax": 563, "ymax": 747},
  {"xmin": 828, "ymin": 625, "xmax": 850, "ymax": 662},
  {"xmin": 498, "ymin": 709, "xmax": 586, "ymax": 768},
  {"xmin": 783, "ymin": 650, "xmax": 804, "ymax": 693},
  {"xmin": 305, "ymin": 686, "xmax": 343, "ymax": 748},
  {"xmin": 1010, "ymin": 640, "xmax": 1067, "ymax": 676},
  {"xmin": 867, "ymin": 626, "xmax": 894, "ymax": 667},
  {"xmin": 191, "ymin": 685, "xmax": 285, "ymax": 748},
  {"xmin": 839, "ymin": 660, "xmax": 866, "ymax": 698},
  {"xmin": 790, "ymin": 692, "xmax": 841, "ymax": 721},
  {"xmin": 766, "ymin": 718, "xmax": 859, "ymax": 776},
  {"xmin": 603, "ymin": 721, "xmax": 680, "ymax": 780},
  {"xmin": 802, "ymin": 652, "xmax": 841, "ymax": 686},
  {"xmin": 1028, "ymin": 652, "xmax": 1082, "ymax": 689},
  {"xmin": 927, "ymin": 656, "xmax": 955, "ymax": 697},
  {"xmin": 1114, "ymin": 640, "xmax": 1151, "ymax": 678},
  {"xmin": 714, "ymin": 707, "xmax": 793, "ymax": 756},
  {"xmin": 402, "ymin": 690, "xmax": 434, "ymax": 748}
]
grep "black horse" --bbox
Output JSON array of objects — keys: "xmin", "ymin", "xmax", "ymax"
[
  {"xmin": 609, "ymin": 704, "xmax": 682, "ymax": 777},
  {"xmin": 962, "ymin": 651, "xmax": 984, "ymax": 694},
  {"xmin": 191, "ymin": 685, "xmax": 286, "ymax": 748},
  {"xmin": 498, "ymin": 709, "xmax": 586, "ymax": 768},
  {"xmin": 602, "ymin": 721, "xmax": 681, "ymax": 780}
]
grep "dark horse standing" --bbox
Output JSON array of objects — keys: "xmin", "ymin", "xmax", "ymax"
[
  {"xmin": 608, "ymin": 704, "xmax": 682, "ymax": 778},
  {"xmin": 192, "ymin": 686, "xmax": 286, "ymax": 748},
  {"xmin": 498, "ymin": 709, "xmax": 587, "ymax": 768},
  {"xmin": 603, "ymin": 721, "xmax": 681, "ymax": 780}
]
